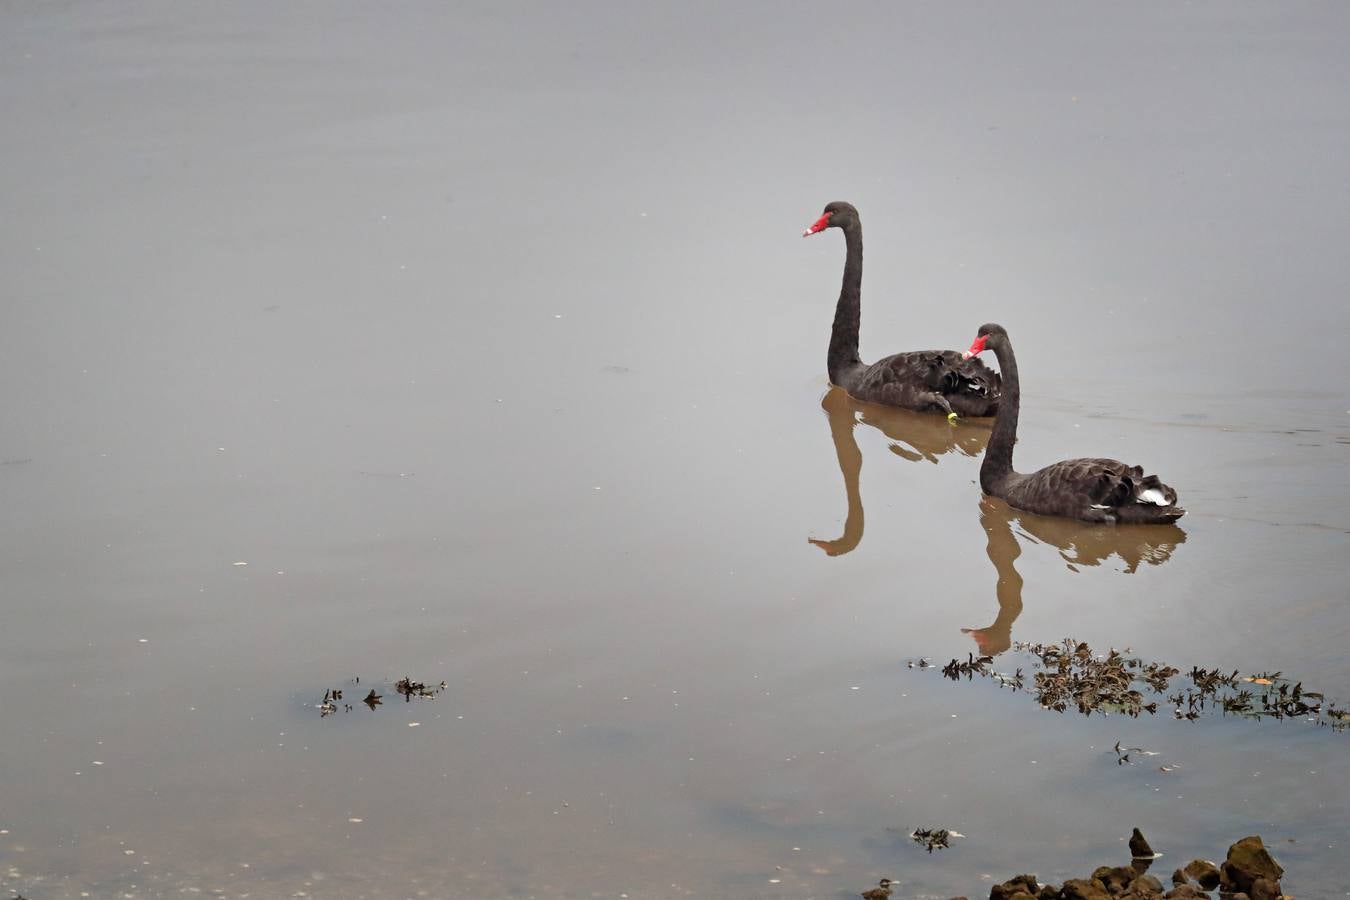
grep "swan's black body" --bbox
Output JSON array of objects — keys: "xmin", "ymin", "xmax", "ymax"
[
  {"xmin": 807, "ymin": 202, "xmax": 1000, "ymax": 418},
  {"xmin": 967, "ymin": 323, "xmax": 1184, "ymax": 524}
]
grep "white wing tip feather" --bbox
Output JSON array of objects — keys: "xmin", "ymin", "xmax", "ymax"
[{"xmin": 1138, "ymin": 488, "xmax": 1168, "ymax": 506}]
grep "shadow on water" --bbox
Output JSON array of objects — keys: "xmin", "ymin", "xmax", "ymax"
[
  {"xmin": 965, "ymin": 496, "xmax": 1188, "ymax": 655},
  {"xmin": 808, "ymin": 386, "xmax": 991, "ymax": 556}
]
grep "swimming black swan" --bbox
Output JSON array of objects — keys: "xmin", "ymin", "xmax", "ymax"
[
  {"xmin": 803, "ymin": 202, "xmax": 1000, "ymax": 419},
  {"xmin": 963, "ymin": 323, "xmax": 1184, "ymax": 523}
]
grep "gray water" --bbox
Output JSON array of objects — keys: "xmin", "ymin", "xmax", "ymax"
[{"xmin": 3, "ymin": 3, "xmax": 1349, "ymax": 898}]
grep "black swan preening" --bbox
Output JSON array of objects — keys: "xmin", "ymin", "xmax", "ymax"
[
  {"xmin": 963, "ymin": 323, "xmax": 1184, "ymax": 524},
  {"xmin": 803, "ymin": 202, "xmax": 1000, "ymax": 419}
]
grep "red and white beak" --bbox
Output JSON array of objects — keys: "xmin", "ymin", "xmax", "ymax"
[
  {"xmin": 962, "ymin": 334, "xmax": 988, "ymax": 360},
  {"xmin": 802, "ymin": 212, "xmax": 831, "ymax": 237}
]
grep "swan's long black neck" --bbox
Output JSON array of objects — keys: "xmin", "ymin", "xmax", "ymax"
[
  {"xmin": 828, "ymin": 221, "xmax": 864, "ymax": 382},
  {"xmin": 981, "ymin": 338, "xmax": 1019, "ymax": 491}
]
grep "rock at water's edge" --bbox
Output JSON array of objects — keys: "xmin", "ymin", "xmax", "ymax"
[
  {"xmin": 1163, "ymin": 885, "xmax": 1208, "ymax": 899},
  {"xmin": 1220, "ymin": 836, "xmax": 1284, "ymax": 895},
  {"xmin": 1059, "ymin": 878, "xmax": 1110, "ymax": 900},
  {"xmin": 990, "ymin": 874, "xmax": 1040, "ymax": 900},
  {"xmin": 1182, "ymin": 858, "xmax": 1220, "ymax": 890},
  {"xmin": 1249, "ymin": 877, "xmax": 1282, "ymax": 900}
]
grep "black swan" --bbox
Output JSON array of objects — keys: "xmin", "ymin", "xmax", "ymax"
[
  {"xmin": 963, "ymin": 323, "xmax": 1184, "ymax": 523},
  {"xmin": 803, "ymin": 202, "xmax": 1000, "ymax": 419}
]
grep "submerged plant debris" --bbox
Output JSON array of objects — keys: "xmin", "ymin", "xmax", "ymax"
[
  {"xmin": 918, "ymin": 639, "xmax": 1347, "ymax": 730},
  {"xmin": 316, "ymin": 676, "xmax": 444, "ymax": 718},
  {"xmin": 319, "ymin": 687, "xmax": 351, "ymax": 718},
  {"xmin": 395, "ymin": 677, "xmax": 447, "ymax": 700},
  {"xmin": 898, "ymin": 826, "xmax": 963, "ymax": 853}
]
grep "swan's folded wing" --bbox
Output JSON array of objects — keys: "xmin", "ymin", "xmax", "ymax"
[{"xmin": 1017, "ymin": 458, "xmax": 1180, "ymax": 519}]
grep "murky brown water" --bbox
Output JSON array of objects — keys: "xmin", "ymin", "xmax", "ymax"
[{"xmin": 3, "ymin": 4, "xmax": 1349, "ymax": 898}]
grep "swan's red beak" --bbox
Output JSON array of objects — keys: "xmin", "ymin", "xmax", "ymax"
[
  {"xmin": 962, "ymin": 335, "xmax": 988, "ymax": 360},
  {"xmin": 802, "ymin": 213, "xmax": 831, "ymax": 237}
]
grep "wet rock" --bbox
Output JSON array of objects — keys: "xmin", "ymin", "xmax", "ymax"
[
  {"xmin": 1182, "ymin": 858, "xmax": 1220, "ymax": 890},
  {"xmin": 1059, "ymin": 878, "xmax": 1111, "ymax": 900},
  {"xmin": 1128, "ymin": 828, "xmax": 1154, "ymax": 859},
  {"xmin": 991, "ymin": 874, "xmax": 1040, "ymax": 899},
  {"xmin": 1248, "ymin": 878, "xmax": 1282, "ymax": 900},
  {"xmin": 911, "ymin": 832, "xmax": 1294, "ymax": 900},
  {"xmin": 860, "ymin": 878, "xmax": 894, "ymax": 900},
  {"xmin": 1090, "ymin": 865, "xmax": 1135, "ymax": 893},
  {"xmin": 1125, "ymin": 873, "xmax": 1164, "ymax": 898},
  {"xmin": 1219, "ymin": 836, "xmax": 1284, "ymax": 895},
  {"xmin": 1161, "ymin": 886, "xmax": 1207, "ymax": 899}
]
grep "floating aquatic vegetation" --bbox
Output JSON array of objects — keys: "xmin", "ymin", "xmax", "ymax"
[
  {"xmin": 940, "ymin": 653, "xmax": 993, "ymax": 679},
  {"xmin": 319, "ymin": 687, "xmax": 351, "ymax": 718},
  {"xmin": 395, "ymin": 677, "xmax": 447, "ymax": 700},
  {"xmin": 316, "ymin": 676, "xmax": 444, "ymax": 718},
  {"xmin": 908, "ymin": 826, "xmax": 963, "ymax": 853},
  {"xmin": 924, "ymin": 639, "xmax": 1347, "ymax": 731}
]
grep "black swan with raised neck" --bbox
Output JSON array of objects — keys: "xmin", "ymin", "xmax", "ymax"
[
  {"xmin": 963, "ymin": 323, "xmax": 1184, "ymax": 524},
  {"xmin": 803, "ymin": 202, "xmax": 1000, "ymax": 419}
]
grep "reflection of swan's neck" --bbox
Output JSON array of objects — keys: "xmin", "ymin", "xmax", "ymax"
[
  {"xmin": 811, "ymin": 391, "xmax": 865, "ymax": 556},
  {"xmin": 828, "ymin": 222, "xmax": 864, "ymax": 382},
  {"xmin": 970, "ymin": 502, "xmax": 1024, "ymax": 656},
  {"xmin": 982, "ymin": 339, "xmax": 1020, "ymax": 491}
]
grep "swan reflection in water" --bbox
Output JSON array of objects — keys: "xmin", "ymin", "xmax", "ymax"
[
  {"xmin": 966, "ymin": 496, "xmax": 1188, "ymax": 655},
  {"xmin": 808, "ymin": 386, "xmax": 991, "ymax": 556},
  {"xmin": 808, "ymin": 386, "xmax": 1187, "ymax": 655}
]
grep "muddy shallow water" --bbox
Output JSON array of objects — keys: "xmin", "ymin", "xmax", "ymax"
[{"xmin": 2, "ymin": 4, "xmax": 1349, "ymax": 898}]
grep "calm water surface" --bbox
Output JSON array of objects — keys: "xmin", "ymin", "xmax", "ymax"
[{"xmin": 2, "ymin": 4, "xmax": 1349, "ymax": 898}]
